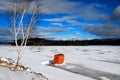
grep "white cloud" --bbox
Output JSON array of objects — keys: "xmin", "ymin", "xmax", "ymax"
[
  {"xmin": 0, "ymin": 0, "xmax": 41, "ymax": 13},
  {"xmin": 113, "ymin": 5, "xmax": 120, "ymax": 16},
  {"xmin": 91, "ymin": 3, "xmax": 107, "ymax": 9},
  {"xmin": 42, "ymin": 15, "xmax": 104, "ymax": 27},
  {"xmin": 76, "ymin": 3, "xmax": 108, "ymax": 20},
  {"xmin": 67, "ymin": 19, "xmax": 102, "ymax": 27},
  {"xmin": 111, "ymin": 5, "xmax": 120, "ymax": 22},
  {"xmin": 0, "ymin": 0, "xmax": 108, "ymax": 20},
  {"xmin": 37, "ymin": 26, "xmax": 70, "ymax": 33},
  {"xmin": 0, "ymin": 6, "xmax": 4, "ymax": 10},
  {"xmin": 41, "ymin": 1, "xmax": 108, "ymax": 20},
  {"xmin": 0, "ymin": 1, "xmax": 11, "ymax": 13},
  {"xmin": 51, "ymin": 23, "xmax": 63, "ymax": 26},
  {"xmin": 0, "ymin": 28, "xmax": 14, "ymax": 41},
  {"xmin": 40, "ymin": 0, "xmax": 78, "ymax": 14},
  {"xmin": 67, "ymin": 20, "xmax": 81, "ymax": 25},
  {"xmin": 42, "ymin": 15, "xmax": 77, "ymax": 22},
  {"xmin": 67, "ymin": 20, "xmax": 86, "ymax": 26},
  {"xmin": 41, "ymin": 0, "xmax": 108, "ymax": 18},
  {"xmin": 83, "ymin": 24, "xmax": 120, "ymax": 38}
]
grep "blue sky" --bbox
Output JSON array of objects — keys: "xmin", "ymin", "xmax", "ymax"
[{"xmin": 0, "ymin": 0, "xmax": 120, "ymax": 41}]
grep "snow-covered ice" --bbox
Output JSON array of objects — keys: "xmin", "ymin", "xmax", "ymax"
[{"xmin": 0, "ymin": 45, "xmax": 120, "ymax": 80}]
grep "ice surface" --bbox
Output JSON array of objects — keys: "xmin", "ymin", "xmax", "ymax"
[{"xmin": 0, "ymin": 46, "xmax": 120, "ymax": 80}]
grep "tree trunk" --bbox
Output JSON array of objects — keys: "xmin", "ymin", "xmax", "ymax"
[{"xmin": 15, "ymin": 49, "xmax": 22, "ymax": 70}]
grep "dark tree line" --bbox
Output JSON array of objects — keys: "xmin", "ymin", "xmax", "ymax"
[{"xmin": 11, "ymin": 38, "xmax": 120, "ymax": 46}]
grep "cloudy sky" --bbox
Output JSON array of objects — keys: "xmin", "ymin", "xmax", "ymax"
[{"xmin": 0, "ymin": 0, "xmax": 120, "ymax": 41}]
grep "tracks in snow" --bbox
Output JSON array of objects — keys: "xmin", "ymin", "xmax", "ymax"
[{"xmin": 46, "ymin": 62, "xmax": 120, "ymax": 80}]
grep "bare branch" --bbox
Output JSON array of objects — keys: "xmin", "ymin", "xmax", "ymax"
[{"xmin": 7, "ymin": 0, "xmax": 41, "ymax": 69}]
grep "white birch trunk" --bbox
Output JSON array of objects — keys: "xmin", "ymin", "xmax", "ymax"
[{"xmin": 8, "ymin": 0, "xmax": 41, "ymax": 70}]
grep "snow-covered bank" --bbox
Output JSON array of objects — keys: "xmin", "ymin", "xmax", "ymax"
[
  {"xmin": 0, "ymin": 67, "xmax": 47, "ymax": 80},
  {"xmin": 0, "ymin": 46, "xmax": 120, "ymax": 80}
]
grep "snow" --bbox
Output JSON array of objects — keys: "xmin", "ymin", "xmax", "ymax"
[
  {"xmin": 98, "ymin": 77, "xmax": 110, "ymax": 80},
  {"xmin": 0, "ymin": 45, "xmax": 120, "ymax": 80},
  {"xmin": 0, "ymin": 67, "xmax": 46, "ymax": 80}
]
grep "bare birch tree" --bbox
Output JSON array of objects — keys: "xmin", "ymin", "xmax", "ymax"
[{"xmin": 8, "ymin": 0, "xmax": 41, "ymax": 70}]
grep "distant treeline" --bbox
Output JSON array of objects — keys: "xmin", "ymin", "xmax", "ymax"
[{"xmin": 11, "ymin": 38, "xmax": 120, "ymax": 46}]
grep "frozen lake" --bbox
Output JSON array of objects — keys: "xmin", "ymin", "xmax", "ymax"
[{"xmin": 0, "ymin": 46, "xmax": 120, "ymax": 80}]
